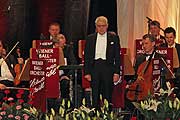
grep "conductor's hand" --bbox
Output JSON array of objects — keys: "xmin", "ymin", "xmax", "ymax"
[
  {"xmin": 84, "ymin": 74, "xmax": 91, "ymax": 81},
  {"xmin": 113, "ymin": 74, "xmax": 119, "ymax": 83},
  {"xmin": 0, "ymin": 83, "xmax": 6, "ymax": 90}
]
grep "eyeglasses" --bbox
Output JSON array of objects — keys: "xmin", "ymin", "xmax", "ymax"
[{"xmin": 96, "ymin": 25, "xmax": 107, "ymax": 27}]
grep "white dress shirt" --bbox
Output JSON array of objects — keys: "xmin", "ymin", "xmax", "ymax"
[
  {"xmin": 0, "ymin": 58, "xmax": 14, "ymax": 81},
  {"xmin": 50, "ymin": 36, "xmax": 53, "ymax": 40},
  {"xmin": 95, "ymin": 33, "xmax": 107, "ymax": 60},
  {"xmin": 168, "ymin": 43, "xmax": 176, "ymax": 48}
]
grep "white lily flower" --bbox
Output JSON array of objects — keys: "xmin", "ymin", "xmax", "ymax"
[
  {"xmin": 166, "ymin": 82, "xmax": 171, "ymax": 90},
  {"xmin": 141, "ymin": 101, "xmax": 145, "ymax": 110},
  {"xmin": 147, "ymin": 100, "xmax": 161, "ymax": 112},
  {"xmin": 51, "ymin": 108, "xmax": 55, "ymax": 116}
]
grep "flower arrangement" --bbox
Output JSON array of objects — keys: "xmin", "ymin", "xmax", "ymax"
[
  {"xmin": 45, "ymin": 96, "xmax": 124, "ymax": 120},
  {"xmin": 133, "ymin": 82, "xmax": 180, "ymax": 120},
  {"xmin": 0, "ymin": 89, "xmax": 124, "ymax": 120},
  {"xmin": 0, "ymin": 89, "xmax": 40, "ymax": 120}
]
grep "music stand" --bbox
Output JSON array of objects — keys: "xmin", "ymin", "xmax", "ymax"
[{"xmin": 19, "ymin": 58, "xmax": 30, "ymax": 81}]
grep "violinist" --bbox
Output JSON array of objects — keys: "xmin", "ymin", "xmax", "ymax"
[
  {"xmin": 161, "ymin": 27, "xmax": 180, "ymax": 99},
  {"xmin": 0, "ymin": 40, "xmax": 16, "ymax": 102},
  {"xmin": 0, "ymin": 40, "xmax": 16, "ymax": 86}
]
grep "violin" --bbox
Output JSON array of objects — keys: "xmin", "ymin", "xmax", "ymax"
[
  {"xmin": 14, "ymin": 58, "xmax": 24, "ymax": 86},
  {"xmin": 126, "ymin": 50, "xmax": 156, "ymax": 101}
]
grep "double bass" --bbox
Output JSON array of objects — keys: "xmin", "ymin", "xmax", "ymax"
[{"xmin": 126, "ymin": 51, "xmax": 155, "ymax": 101}]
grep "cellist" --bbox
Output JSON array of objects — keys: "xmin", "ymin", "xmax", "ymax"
[
  {"xmin": 124, "ymin": 34, "xmax": 164, "ymax": 119},
  {"xmin": 127, "ymin": 34, "xmax": 164, "ymax": 101},
  {"xmin": 134, "ymin": 34, "xmax": 160, "ymax": 74}
]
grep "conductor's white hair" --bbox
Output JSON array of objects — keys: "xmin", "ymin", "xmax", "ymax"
[{"xmin": 95, "ymin": 16, "xmax": 108, "ymax": 25}]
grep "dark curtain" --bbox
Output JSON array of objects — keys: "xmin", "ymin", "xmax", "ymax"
[
  {"xmin": 0, "ymin": 0, "xmax": 9, "ymax": 41},
  {"xmin": 3, "ymin": 0, "xmax": 33, "ymax": 58},
  {"xmin": 88, "ymin": 0, "xmax": 117, "ymax": 35},
  {"xmin": 0, "ymin": 0, "xmax": 117, "ymax": 58}
]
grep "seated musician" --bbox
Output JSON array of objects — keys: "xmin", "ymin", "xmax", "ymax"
[
  {"xmin": 127, "ymin": 34, "xmax": 162, "ymax": 100},
  {"xmin": 149, "ymin": 20, "xmax": 166, "ymax": 46},
  {"xmin": 49, "ymin": 22, "xmax": 61, "ymax": 40},
  {"xmin": 0, "ymin": 40, "xmax": 16, "ymax": 102},
  {"xmin": 134, "ymin": 34, "xmax": 163, "ymax": 74},
  {"xmin": 161, "ymin": 27, "xmax": 180, "ymax": 98},
  {"xmin": 124, "ymin": 34, "xmax": 163, "ymax": 119},
  {"xmin": 53, "ymin": 34, "xmax": 77, "ymax": 99}
]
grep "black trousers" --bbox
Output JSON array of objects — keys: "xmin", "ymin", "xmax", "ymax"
[
  {"xmin": 60, "ymin": 79, "xmax": 70, "ymax": 99},
  {"xmin": 91, "ymin": 59, "xmax": 114, "ymax": 108}
]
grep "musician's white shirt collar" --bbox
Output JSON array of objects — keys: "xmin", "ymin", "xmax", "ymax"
[
  {"xmin": 145, "ymin": 52, "xmax": 155, "ymax": 61},
  {"xmin": 168, "ymin": 43, "xmax": 176, "ymax": 48},
  {"xmin": 156, "ymin": 35, "xmax": 161, "ymax": 40},
  {"xmin": 0, "ymin": 58, "xmax": 14, "ymax": 81}
]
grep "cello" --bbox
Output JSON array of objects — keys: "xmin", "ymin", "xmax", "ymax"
[{"xmin": 126, "ymin": 50, "xmax": 156, "ymax": 101}]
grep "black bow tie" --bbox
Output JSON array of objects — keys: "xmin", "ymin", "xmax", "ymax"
[{"xmin": 144, "ymin": 54, "xmax": 151, "ymax": 57}]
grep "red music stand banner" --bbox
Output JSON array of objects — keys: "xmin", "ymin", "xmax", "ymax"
[
  {"xmin": 135, "ymin": 39, "xmax": 144, "ymax": 55},
  {"xmin": 32, "ymin": 40, "xmax": 53, "ymax": 48},
  {"xmin": 30, "ymin": 59, "xmax": 46, "ymax": 112},
  {"xmin": 31, "ymin": 48, "xmax": 59, "ymax": 98},
  {"xmin": 30, "ymin": 47, "xmax": 60, "ymax": 112}
]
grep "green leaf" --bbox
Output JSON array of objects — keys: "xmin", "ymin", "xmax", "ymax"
[{"xmin": 169, "ymin": 100, "xmax": 172, "ymax": 109}]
